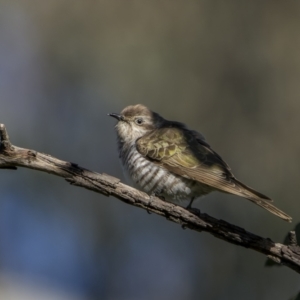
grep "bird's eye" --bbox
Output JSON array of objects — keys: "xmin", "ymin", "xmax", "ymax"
[{"xmin": 135, "ymin": 118, "xmax": 144, "ymax": 125}]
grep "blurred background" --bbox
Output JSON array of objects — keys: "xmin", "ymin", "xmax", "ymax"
[{"xmin": 0, "ymin": 1, "xmax": 299, "ymax": 299}]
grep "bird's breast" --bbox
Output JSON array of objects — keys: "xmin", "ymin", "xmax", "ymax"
[{"xmin": 120, "ymin": 144, "xmax": 212, "ymax": 203}]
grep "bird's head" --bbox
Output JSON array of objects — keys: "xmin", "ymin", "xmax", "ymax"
[{"xmin": 108, "ymin": 104, "xmax": 163, "ymax": 143}]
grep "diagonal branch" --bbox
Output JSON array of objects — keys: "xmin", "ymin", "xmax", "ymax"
[{"xmin": 0, "ymin": 123, "xmax": 300, "ymax": 273}]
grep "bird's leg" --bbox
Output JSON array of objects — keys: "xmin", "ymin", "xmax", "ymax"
[{"xmin": 186, "ymin": 197, "xmax": 200, "ymax": 216}]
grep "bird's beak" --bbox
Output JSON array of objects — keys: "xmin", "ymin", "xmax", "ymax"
[{"xmin": 108, "ymin": 113, "xmax": 123, "ymax": 121}]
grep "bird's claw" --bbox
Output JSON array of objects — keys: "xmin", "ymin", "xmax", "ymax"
[{"xmin": 186, "ymin": 207, "xmax": 201, "ymax": 216}]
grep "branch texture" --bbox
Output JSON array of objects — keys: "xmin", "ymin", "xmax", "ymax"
[{"xmin": 0, "ymin": 123, "xmax": 299, "ymax": 273}]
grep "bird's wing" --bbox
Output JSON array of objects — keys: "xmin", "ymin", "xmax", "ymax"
[{"xmin": 136, "ymin": 127, "xmax": 272, "ymax": 202}]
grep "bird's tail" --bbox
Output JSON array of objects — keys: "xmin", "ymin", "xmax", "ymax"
[
  {"xmin": 234, "ymin": 179, "xmax": 292, "ymax": 222},
  {"xmin": 247, "ymin": 197, "xmax": 292, "ymax": 222}
]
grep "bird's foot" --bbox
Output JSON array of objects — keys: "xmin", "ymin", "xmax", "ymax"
[
  {"xmin": 153, "ymin": 191, "xmax": 165, "ymax": 201},
  {"xmin": 147, "ymin": 196, "xmax": 153, "ymax": 214},
  {"xmin": 186, "ymin": 207, "xmax": 201, "ymax": 216},
  {"xmin": 186, "ymin": 197, "xmax": 200, "ymax": 216}
]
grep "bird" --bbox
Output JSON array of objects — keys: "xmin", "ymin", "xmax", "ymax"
[{"xmin": 108, "ymin": 104, "xmax": 292, "ymax": 222}]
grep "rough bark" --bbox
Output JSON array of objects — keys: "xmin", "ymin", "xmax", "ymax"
[{"xmin": 0, "ymin": 123, "xmax": 299, "ymax": 273}]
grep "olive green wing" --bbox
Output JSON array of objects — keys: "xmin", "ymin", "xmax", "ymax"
[
  {"xmin": 136, "ymin": 127, "xmax": 293, "ymax": 222},
  {"xmin": 136, "ymin": 127, "xmax": 272, "ymax": 202}
]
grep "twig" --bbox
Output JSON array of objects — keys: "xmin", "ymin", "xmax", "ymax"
[{"xmin": 0, "ymin": 123, "xmax": 300, "ymax": 273}]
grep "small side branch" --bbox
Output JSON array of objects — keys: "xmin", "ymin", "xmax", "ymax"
[
  {"xmin": 0, "ymin": 124, "xmax": 299, "ymax": 273},
  {"xmin": 0, "ymin": 124, "xmax": 17, "ymax": 169}
]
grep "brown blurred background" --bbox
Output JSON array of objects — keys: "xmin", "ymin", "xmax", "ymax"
[{"xmin": 0, "ymin": 1, "xmax": 299, "ymax": 299}]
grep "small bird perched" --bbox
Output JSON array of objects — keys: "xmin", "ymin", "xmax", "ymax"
[{"xmin": 109, "ymin": 104, "xmax": 292, "ymax": 222}]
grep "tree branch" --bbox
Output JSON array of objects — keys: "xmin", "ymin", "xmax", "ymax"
[{"xmin": 1, "ymin": 123, "xmax": 300, "ymax": 273}]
